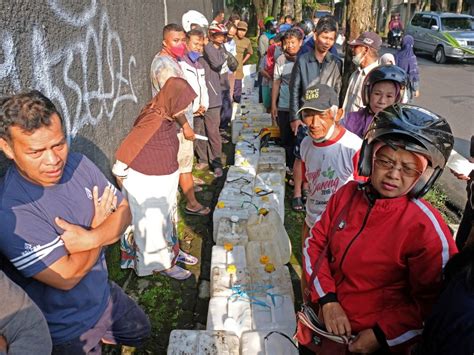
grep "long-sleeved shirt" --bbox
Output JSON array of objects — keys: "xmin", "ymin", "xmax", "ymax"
[
  {"xmin": 303, "ymin": 181, "xmax": 457, "ymax": 351},
  {"xmin": 289, "ymin": 51, "xmax": 342, "ymax": 121}
]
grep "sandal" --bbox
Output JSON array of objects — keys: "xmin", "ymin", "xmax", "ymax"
[
  {"xmin": 292, "ymin": 197, "xmax": 305, "ymax": 212},
  {"xmin": 184, "ymin": 205, "xmax": 211, "ymax": 216},
  {"xmin": 177, "ymin": 250, "xmax": 199, "ymax": 265},
  {"xmin": 302, "ymin": 188, "xmax": 309, "ymax": 203},
  {"xmin": 160, "ymin": 265, "xmax": 192, "ymax": 280}
]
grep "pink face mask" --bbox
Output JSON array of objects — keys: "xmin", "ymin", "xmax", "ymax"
[{"xmin": 169, "ymin": 43, "xmax": 186, "ymax": 59}]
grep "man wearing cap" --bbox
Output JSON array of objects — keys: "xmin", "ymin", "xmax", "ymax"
[
  {"xmin": 298, "ymin": 84, "xmax": 363, "ymax": 298},
  {"xmin": 342, "ymin": 31, "xmax": 382, "ymax": 115},
  {"xmin": 233, "ymin": 21, "xmax": 253, "ymax": 104}
]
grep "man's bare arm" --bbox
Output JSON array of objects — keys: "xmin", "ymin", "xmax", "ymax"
[
  {"xmin": 33, "ymin": 247, "xmax": 101, "ymax": 291},
  {"xmin": 58, "ymin": 198, "xmax": 131, "ymax": 254}
]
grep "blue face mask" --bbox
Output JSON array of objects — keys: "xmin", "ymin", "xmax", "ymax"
[{"xmin": 188, "ymin": 51, "xmax": 201, "ymax": 63}]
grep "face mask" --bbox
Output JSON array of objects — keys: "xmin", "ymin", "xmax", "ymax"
[
  {"xmin": 169, "ymin": 43, "xmax": 186, "ymax": 59},
  {"xmin": 312, "ymin": 123, "xmax": 335, "ymax": 143},
  {"xmin": 352, "ymin": 50, "xmax": 367, "ymax": 67},
  {"xmin": 188, "ymin": 50, "xmax": 201, "ymax": 63}
]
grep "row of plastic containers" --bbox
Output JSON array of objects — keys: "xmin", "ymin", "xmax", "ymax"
[{"xmin": 168, "ymin": 92, "xmax": 298, "ymax": 355}]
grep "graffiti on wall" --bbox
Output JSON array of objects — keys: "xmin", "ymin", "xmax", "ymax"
[{"xmin": 0, "ymin": 0, "xmax": 138, "ymax": 138}]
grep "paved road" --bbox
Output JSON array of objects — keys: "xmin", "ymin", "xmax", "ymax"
[{"xmin": 382, "ymin": 46, "xmax": 473, "ymax": 209}]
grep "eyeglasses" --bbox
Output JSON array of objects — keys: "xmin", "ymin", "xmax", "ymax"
[{"xmin": 374, "ymin": 157, "xmax": 423, "ymax": 177}]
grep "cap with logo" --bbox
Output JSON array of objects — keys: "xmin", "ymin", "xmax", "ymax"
[
  {"xmin": 296, "ymin": 84, "xmax": 339, "ymax": 115},
  {"xmin": 349, "ymin": 31, "xmax": 382, "ymax": 51}
]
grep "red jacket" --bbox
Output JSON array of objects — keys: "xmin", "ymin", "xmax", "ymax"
[{"xmin": 303, "ymin": 181, "xmax": 457, "ymax": 351}]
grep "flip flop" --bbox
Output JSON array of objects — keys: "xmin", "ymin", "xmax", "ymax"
[
  {"xmin": 160, "ymin": 265, "xmax": 192, "ymax": 280},
  {"xmin": 177, "ymin": 250, "xmax": 199, "ymax": 265},
  {"xmin": 292, "ymin": 197, "xmax": 305, "ymax": 212},
  {"xmin": 184, "ymin": 205, "xmax": 211, "ymax": 216}
]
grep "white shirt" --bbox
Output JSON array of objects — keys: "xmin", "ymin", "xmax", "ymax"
[{"xmin": 300, "ymin": 128, "xmax": 362, "ymax": 228}]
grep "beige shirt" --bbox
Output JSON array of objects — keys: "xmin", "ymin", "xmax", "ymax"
[
  {"xmin": 234, "ymin": 36, "xmax": 253, "ymax": 80},
  {"xmin": 342, "ymin": 60, "xmax": 379, "ymax": 115}
]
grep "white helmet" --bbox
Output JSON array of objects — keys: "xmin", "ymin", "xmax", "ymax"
[{"xmin": 182, "ymin": 10, "xmax": 209, "ymax": 32}]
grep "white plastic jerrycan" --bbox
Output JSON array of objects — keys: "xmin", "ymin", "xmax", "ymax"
[
  {"xmin": 246, "ymin": 209, "xmax": 291, "ymax": 264},
  {"xmin": 167, "ymin": 330, "xmax": 240, "ymax": 355},
  {"xmin": 213, "ymin": 203, "xmax": 253, "ymax": 241},
  {"xmin": 249, "ymin": 265, "xmax": 294, "ymax": 302},
  {"xmin": 210, "ymin": 266, "xmax": 251, "ymax": 297},
  {"xmin": 240, "ymin": 330, "xmax": 299, "ymax": 355},
  {"xmin": 215, "ymin": 216, "xmax": 249, "ymax": 246},
  {"xmin": 207, "ymin": 296, "xmax": 252, "ymax": 338},
  {"xmin": 246, "ymin": 240, "xmax": 284, "ymax": 268},
  {"xmin": 211, "ymin": 245, "xmax": 247, "ymax": 270},
  {"xmin": 250, "ymin": 294, "xmax": 296, "ymax": 333}
]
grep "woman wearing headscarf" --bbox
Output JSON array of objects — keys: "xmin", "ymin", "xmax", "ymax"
[
  {"xmin": 303, "ymin": 104, "xmax": 457, "ymax": 354},
  {"xmin": 113, "ymin": 77, "xmax": 198, "ymax": 280},
  {"xmin": 395, "ymin": 35, "xmax": 420, "ymax": 103},
  {"xmin": 342, "ymin": 64, "xmax": 407, "ymax": 138}
]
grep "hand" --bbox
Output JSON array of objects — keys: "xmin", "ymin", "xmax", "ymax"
[
  {"xmin": 56, "ymin": 217, "xmax": 94, "ymax": 254},
  {"xmin": 348, "ymin": 329, "xmax": 380, "ymax": 354},
  {"xmin": 183, "ymin": 125, "xmax": 195, "ymax": 141},
  {"xmin": 91, "ymin": 185, "xmax": 118, "ymax": 228},
  {"xmin": 195, "ymin": 105, "xmax": 206, "ymax": 116},
  {"xmin": 0, "ymin": 335, "xmax": 7, "ymax": 352},
  {"xmin": 414, "ymin": 90, "xmax": 420, "ymax": 98},
  {"xmin": 321, "ymin": 302, "xmax": 351, "ymax": 336},
  {"xmin": 271, "ymin": 105, "xmax": 278, "ymax": 122},
  {"xmin": 450, "ymin": 169, "xmax": 470, "ymax": 181},
  {"xmin": 290, "ymin": 119, "xmax": 303, "ymax": 136}
]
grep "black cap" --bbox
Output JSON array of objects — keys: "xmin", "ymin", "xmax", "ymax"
[{"xmin": 297, "ymin": 84, "xmax": 339, "ymax": 114}]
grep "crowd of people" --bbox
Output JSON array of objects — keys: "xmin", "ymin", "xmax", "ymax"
[{"xmin": 0, "ymin": 8, "xmax": 472, "ymax": 355}]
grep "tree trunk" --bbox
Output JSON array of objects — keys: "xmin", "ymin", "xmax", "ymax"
[
  {"xmin": 341, "ymin": 0, "xmax": 373, "ymax": 104},
  {"xmin": 384, "ymin": 0, "xmax": 393, "ymax": 37},
  {"xmin": 294, "ymin": 0, "xmax": 303, "ymax": 22},
  {"xmin": 433, "ymin": 0, "xmax": 448, "ymax": 11},
  {"xmin": 281, "ymin": 0, "xmax": 294, "ymax": 18},
  {"xmin": 405, "ymin": 1, "xmax": 412, "ymax": 29},
  {"xmin": 456, "ymin": 0, "xmax": 463, "ymax": 13},
  {"xmin": 371, "ymin": 0, "xmax": 379, "ymax": 32},
  {"xmin": 272, "ymin": 0, "xmax": 281, "ymax": 18},
  {"xmin": 253, "ymin": 0, "xmax": 272, "ymax": 27}
]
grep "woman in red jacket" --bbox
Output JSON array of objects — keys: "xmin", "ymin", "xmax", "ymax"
[{"xmin": 303, "ymin": 104, "xmax": 457, "ymax": 354}]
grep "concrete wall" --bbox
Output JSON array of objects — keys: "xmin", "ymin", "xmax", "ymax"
[{"xmin": 0, "ymin": 0, "xmax": 212, "ymax": 178}]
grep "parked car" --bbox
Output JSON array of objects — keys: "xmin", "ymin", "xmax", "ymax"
[{"xmin": 406, "ymin": 11, "xmax": 474, "ymax": 63}]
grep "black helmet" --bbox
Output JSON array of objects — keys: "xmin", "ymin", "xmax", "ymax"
[
  {"xmin": 358, "ymin": 104, "xmax": 454, "ymax": 198},
  {"xmin": 362, "ymin": 65, "xmax": 408, "ymax": 106},
  {"xmin": 300, "ymin": 19, "xmax": 314, "ymax": 35}
]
